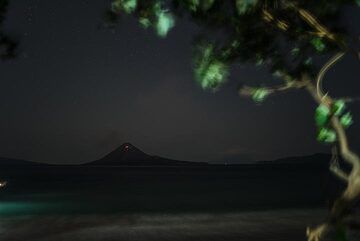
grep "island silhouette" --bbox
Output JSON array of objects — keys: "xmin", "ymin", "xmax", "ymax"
[{"xmin": 0, "ymin": 142, "xmax": 331, "ymax": 167}]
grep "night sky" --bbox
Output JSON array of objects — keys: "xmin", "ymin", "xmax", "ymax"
[{"xmin": 0, "ymin": 0, "xmax": 359, "ymax": 164}]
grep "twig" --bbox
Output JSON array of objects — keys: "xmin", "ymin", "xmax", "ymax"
[{"xmin": 316, "ymin": 52, "xmax": 345, "ymax": 101}]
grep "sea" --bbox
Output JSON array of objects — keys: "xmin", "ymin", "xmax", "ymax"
[{"xmin": 0, "ymin": 165, "xmax": 357, "ymax": 241}]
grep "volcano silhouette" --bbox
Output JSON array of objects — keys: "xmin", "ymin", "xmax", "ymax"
[{"xmin": 86, "ymin": 143, "xmax": 205, "ymax": 166}]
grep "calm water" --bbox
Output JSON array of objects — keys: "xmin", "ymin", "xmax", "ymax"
[{"xmin": 0, "ymin": 165, "xmax": 347, "ymax": 240}]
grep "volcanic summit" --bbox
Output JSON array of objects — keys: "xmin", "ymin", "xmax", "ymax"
[{"xmin": 86, "ymin": 143, "xmax": 205, "ymax": 166}]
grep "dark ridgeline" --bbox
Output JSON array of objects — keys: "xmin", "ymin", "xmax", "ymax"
[
  {"xmin": 0, "ymin": 143, "xmax": 332, "ymax": 167},
  {"xmin": 85, "ymin": 143, "xmax": 208, "ymax": 166},
  {"xmin": 0, "ymin": 143, "xmax": 206, "ymax": 166},
  {"xmin": 257, "ymin": 153, "xmax": 332, "ymax": 167}
]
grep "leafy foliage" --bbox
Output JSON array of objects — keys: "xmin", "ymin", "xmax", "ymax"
[
  {"xmin": 153, "ymin": 2, "xmax": 175, "ymax": 37},
  {"xmin": 107, "ymin": 0, "xmax": 358, "ymax": 144},
  {"xmin": 314, "ymin": 100, "xmax": 354, "ymax": 143},
  {"xmin": 310, "ymin": 37, "xmax": 326, "ymax": 52},
  {"xmin": 340, "ymin": 112, "xmax": 353, "ymax": 128},
  {"xmin": 194, "ymin": 43, "xmax": 228, "ymax": 90},
  {"xmin": 187, "ymin": 0, "xmax": 215, "ymax": 12},
  {"xmin": 315, "ymin": 104, "xmax": 330, "ymax": 127},
  {"xmin": 107, "ymin": 0, "xmax": 359, "ymax": 88},
  {"xmin": 252, "ymin": 88, "xmax": 269, "ymax": 103},
  {"xmin": 317, "ymin": 127, "xmax": 337, "ymax": 143},
  {"xmin": 139, "ymin": 17, "xmax": 152, "ymax": 28},
  {"xmin": 333, "ymin": 99, "xmax": 346, "ymax": 116},
  {"xmin": 112, "ymin": 0, "xmax": 137, "ymax": 14},
  {"xmin": 236, "ymin": 0, "xmax": 259, "ymax": 15},
  {"xmin": 315, "ymin": 104, "xmax": 333, "ymax": 144}
]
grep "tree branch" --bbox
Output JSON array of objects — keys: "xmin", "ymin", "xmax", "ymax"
[
  {"xmin": 239, "ymin": 78, "xmax": 307, "ymax": 99},
  {"xmin": 305, "ymin": 79, "xmax": 360, "ymax": 241},
  {"xmin": 316, "ymin": 52, "xmax": 345, "ymax": 100},
  {"xmin": 329, "ymin": 163, "xmax": 349, "ymax": 183},
  {"xmin": 306, "ymin": 81, "xmax": 359, "ymax": 169},
  {"xmin": 307, "ymin": 224, "xmax": 329, "ymax": 241},
  {"xmin": 280, "ymin": 1, "xmax": 342, "ymax": 46}
]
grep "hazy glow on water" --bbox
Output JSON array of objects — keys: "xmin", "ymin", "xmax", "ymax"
[
  {"xmin": 0, "ymin": 202, "xmax": 53, "ymax": 215},
  {"xmin": 0, "ymin": 209, "xmax": 326, "ymax": 241}
]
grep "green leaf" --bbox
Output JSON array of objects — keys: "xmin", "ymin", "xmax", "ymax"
[
  {"xmin": 236, "ymin": 0, "xmax": 258, "ymax": 15},
  {"xmin": 188, "ymin": 0, "xmax": 200, "ymax": 11},
  {"xmin": 112, "ymin": 0, "xmax": 137, "ymax": 14},
  {"xmin": 332, "ymin": 99, "xmax": 346, "ymax": 116},
  {"xmin": 187, "ymin": 0, "xmax": 215, "ymax": 12},
  {"xmin": 139, "ymin": 17, "xmax": 151, "ymax": 28},
  {"xmin": 311, "ymin": 37, "xmax": 326, "ymax": 52},
  {"xmin": 123, "ymin": 0, "xmax": 137, "ymax": 13},
  {"xmin": 196, "ymin": 60, "xmax": 228, "ymax": 89},
  {"xmin": 194, "ymin": 44, "xmax": 229, "ymax": 90},
  {"xmin": 356, "ymin": 0, "xmax": 360, "ymax": 7},
  {"xmin": 252, "ymin": 88, "xmax": 269, "ymax": 103},
  {"xmin": 188, "ymin": 0, "xmax": 215, "ymax": 12},
  {"xmin": 340, "ymin": 112, "xmax": 353, "ymax": 128},
  {"xmin": 317, "ymin": 128, "xmax": 337, "ymax": 143},
  {"xmin": 315, "ymin": 104, "xmax": 330, "ymax": 126},
  {"xmin": 154, "ymin": 3, "xmax": 175, "ymax": 37}
]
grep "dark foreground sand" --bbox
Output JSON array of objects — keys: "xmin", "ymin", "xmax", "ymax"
[{"xmin": 0, "ymin": 209, "xmax": 344, "ymax": 241}]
